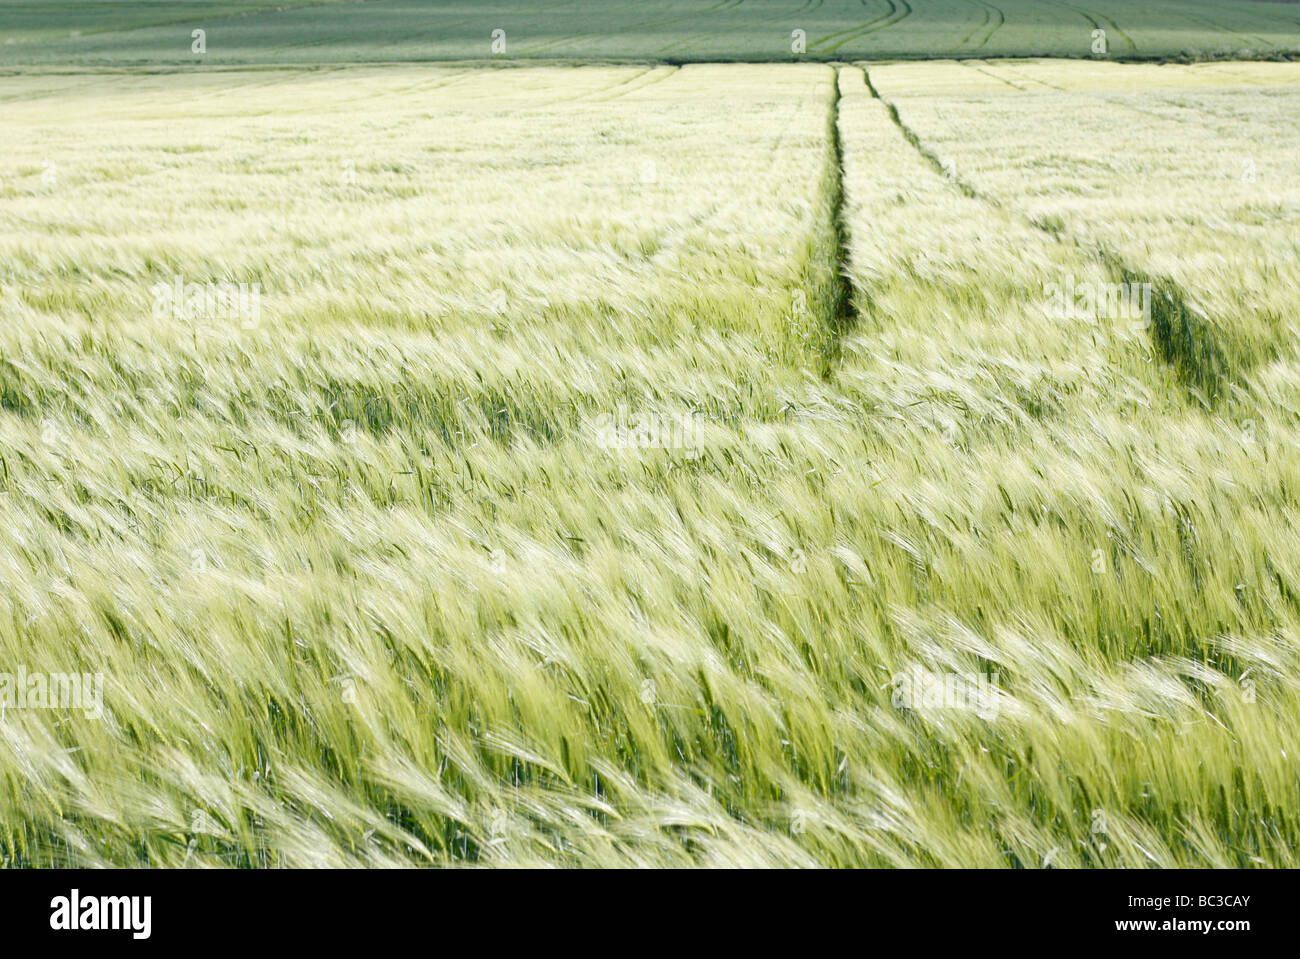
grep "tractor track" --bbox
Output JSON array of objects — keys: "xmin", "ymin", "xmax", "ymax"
[
  {"xmin": 956, "ymin": 0, "xmax": 1005, "ymax": 51},
  {"xmin": 1044, "ymin": 0, "xmax": 1135, "ymax": 53},
  {"xmin": 861, "ymin": 64, "xmax": 1232, "ymax": 405},
  {"xmin": 820, "ymin": 65, "xmax": 861, "ymax": 373},
  {"xmin": 810, "ymin": 0, "xmax": 912, "ymax": 55}
]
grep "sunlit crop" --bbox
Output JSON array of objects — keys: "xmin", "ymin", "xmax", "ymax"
[{"xmin": 2, "ymin": 54, "xmax": 1298, "ymax": 867}]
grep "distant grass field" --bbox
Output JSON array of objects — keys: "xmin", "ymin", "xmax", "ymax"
[
  {"xmin": 2, "ymin": 0, "xmax": 1300, "ymax": 66},
  {"xmin": 2, "ymin": 56, "xmax": 1299, "ymax": 867}
]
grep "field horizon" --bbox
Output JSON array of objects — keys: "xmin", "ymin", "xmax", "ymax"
[{"xmin": 4, "ymin": 0, "xmax": 1300, "ymax": 68}]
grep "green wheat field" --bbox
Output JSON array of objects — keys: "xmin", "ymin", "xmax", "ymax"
[{"xmin": 2, "ymin": 2, "xmax": 1299, "ymax": 867}]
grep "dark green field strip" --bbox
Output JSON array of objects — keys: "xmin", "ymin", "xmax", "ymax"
[
  {"xmin": 2, "ymin": 0, "xmax": 1299, "ymax": 66},
  {"xmin": 0, "ymin": 0, "xmax": 358, "ymax": 41}
]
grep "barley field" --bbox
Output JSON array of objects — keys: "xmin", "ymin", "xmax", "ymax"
[{"xmin": 2, "ymin": 2, "xmax": 1300, "ymax": 870}]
